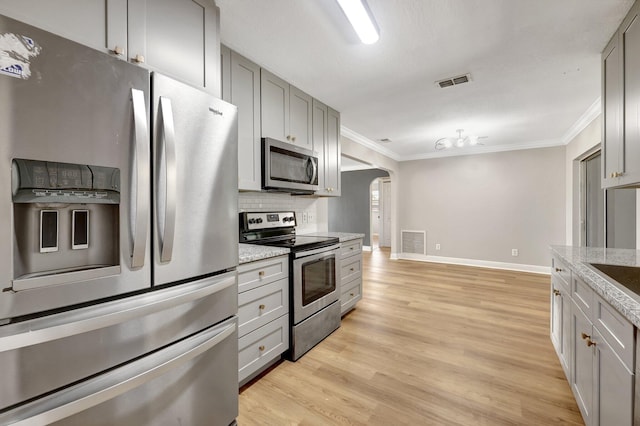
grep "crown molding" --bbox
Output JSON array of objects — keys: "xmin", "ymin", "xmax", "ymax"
[
  {"xmin": 340, "ymin": 126, "xmax": 402, "ymax": 161},
  {"xmin": 561, "ymin": 97, "xmax": 601, "ymax": 145}
]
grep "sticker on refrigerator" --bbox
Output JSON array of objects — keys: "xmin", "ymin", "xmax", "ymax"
[{"xmin": 0, "ymin": 33, "xmax": 41, "ymax": 79}]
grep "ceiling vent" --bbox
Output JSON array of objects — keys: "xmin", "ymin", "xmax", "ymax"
[{"xmin": 437, "ymin": 73, "xmax": 472, "ymax": 88}]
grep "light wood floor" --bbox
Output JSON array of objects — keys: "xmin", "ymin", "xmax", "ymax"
[{"xmin": 238, "ymin": 249, "xmax": 583, "ymax": 425}]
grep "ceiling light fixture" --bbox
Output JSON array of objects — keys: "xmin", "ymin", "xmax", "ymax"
[
  {"xmin": 336, "ymin": 0, "xmax": 379, "ymax": 44},
  {"xmin": 435, "ymin": 129, "xmax": 485, "ymax": 151}
]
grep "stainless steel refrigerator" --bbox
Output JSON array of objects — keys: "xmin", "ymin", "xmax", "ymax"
[{"xmin": 0, "ymin": 14, "xmax": 239, "ymax": 425}]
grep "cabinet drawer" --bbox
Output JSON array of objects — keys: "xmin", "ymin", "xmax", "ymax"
[
  {"xmin": 341, "ymin": 256, "xmax": 362, "ymax": 285},
  {"xmin": 238, "ymin": 314, "xmax": 289, "ymax": 384},
  {"xmin": 341, "ymin": 278, "xmax": 362, "ymax": 311},
  {"xmin": 552, "ymin": 255, "xmax": 571, "ymax": 287},
  {"xmin": 238, "ymin": 255, "xmax": 289, "ymax": 293},
  {"xmin": 341, "ymin": 239, "xmax": 362, "ymax": 259},
  {"xmin": 572, "ymin": 276, "xmax": 594, "ymax": 318},
  {"xmin": 594, "ymin": 293, "xmax": 634, "ymax": 371},
  {"xmin": 238, "ymin": 278, "xmax": 289, "ymax": 338}
]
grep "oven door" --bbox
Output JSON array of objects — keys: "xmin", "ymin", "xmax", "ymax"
[{"xmin": 292, "ymin": 245, "xmax": 341, "ymax": 324}]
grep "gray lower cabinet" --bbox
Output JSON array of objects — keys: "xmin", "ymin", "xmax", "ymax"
[
  {"xmin": 340, "ymin": 239, "xmax": 363, "ymax": 315},
  {"xmin": 0, "ymin": 0, "xmax": 220, "ymax": 95},
  {"xmin": 237, "ymin": 255, "xmax": 289, "ymax": 386},
  {"xmin": 221, "ymin": 46, "xmax": 262, "ymax": 191},
  {"xmin": 552, "ymin": 254, "xmax": 635, "ymax": 426}
]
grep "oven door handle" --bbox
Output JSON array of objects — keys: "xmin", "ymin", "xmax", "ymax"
[{"xmin": 294, "ymin": 244, "xmax": 341, "ymax": 259}]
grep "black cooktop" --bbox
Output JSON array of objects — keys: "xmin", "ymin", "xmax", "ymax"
[{"xmin": 246, "ymin": 235, "xmax": 339, "ymax": 250}]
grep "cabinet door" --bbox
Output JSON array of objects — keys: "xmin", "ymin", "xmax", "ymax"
[
  {"xmin": 220, "ymin": 44, "xmax": 231, "ymax": 102},
  {"xmin": 261, "ymin": 69, "xmax": 289, "ymax": 142},
  {"xmin": 326, "ymin": 107, "xmax": 342, "ymax": 196},
  {"xmin": 602, "ymin": 32, "xmax": 623, "ymax": 188},
  {"xmin": 561, "ymin": 289, "xmax": 572, "ymax": 379},
  {"xmin": 312, "ymin": 99, "xmax": 329, "ymax": 195},
  {"xmin": 231, "ymin": 51, "xmax": 262, "ymax": 191},
  {"xmin": 0, "ymin": 0, "xmax": 127, "ymax": 56},
  {"xmin": 593, "ymin": 328, "xmax": 633, "ymax": 426},
  {"xmin": 128, "ymin": 0, "xmax": 220, "ymax": 95},
  {"xmin": 621, "ymin": 5, "xmax": 640, "ymax": 186},
  {"xmin": 550, "ymin": 282, "xmax": 563, "ymax": 356},
  {"xmin": 289, "ymin": 86, "xmax": 313, "ymax": 149},
  {"xmin": 571, "ymin": 302, "xmax": 594, "ymax": 426}
]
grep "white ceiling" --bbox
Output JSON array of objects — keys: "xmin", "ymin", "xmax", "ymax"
[{"xmin": 216, "ymin": 0, "xmax": 634, "ymax": 161}]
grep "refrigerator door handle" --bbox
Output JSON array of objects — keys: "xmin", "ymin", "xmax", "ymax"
[
  {"xmin": 131, "ymin": 88, "xmax": 150, "ymax": 268},
  {"xmin": 158, "ymin": 97, "xmax": 177, "ymax": 263},
  {"xmin": 0, "ymin": 319, "xmax": 236, "ymax": 426},
  {"xmin": 0, "ymin": 272, "xmax": 236, "ymax": 353}
]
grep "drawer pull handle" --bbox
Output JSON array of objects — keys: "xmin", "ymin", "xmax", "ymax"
[
  {"xmin": 553, "ymin": 289, "xmax": 560, "ymax": 296},
  {"xmin": 555, "ymin": 267, "xmax": 562, "ymax": 272},
  {"xmin": 350, "ymin": 267, "xmax": 355, "ymax": 272},
  {"xmin": 259, "ymin": 304, "xmax": 265, "ymax": 310},
  {"xmin": 581, "ymin": 332, "xmax": 590, "ymax": 340},
  {"xmin": 259, "ymin": 345, "xmax": 265, "ymax": 351},
  {"xmin": 586, "ymin": 338, "xmax": 596, "ymax": 347},
  {"xmin": 350, "ymin": 293, "xmax": 354, "ymax": 297},
  {"xmin": 258, "ymin": 271, "xmax": 265, "ymax": 277},
  {"xmin": 350, "ymin": 247, "xmax": 354, "ymax": 250}
]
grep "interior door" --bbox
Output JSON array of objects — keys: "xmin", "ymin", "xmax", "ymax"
[{"xmin": 152, "ymin": 73, "xmax": 238, "ymax": 286}]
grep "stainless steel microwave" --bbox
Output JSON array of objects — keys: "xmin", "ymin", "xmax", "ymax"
[{"xmin": 262, "ymin": 137, "xmax": 319, "ymax": 194}]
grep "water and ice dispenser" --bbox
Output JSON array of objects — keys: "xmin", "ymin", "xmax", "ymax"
[{"xmin": 11, "ymin": 159, "xmax": 121, "ymax": 289}]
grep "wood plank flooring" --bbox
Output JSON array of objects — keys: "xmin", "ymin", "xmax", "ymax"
[{"xmin": 238, "ymin": 249, "xmax": 583, "ymax": 425}]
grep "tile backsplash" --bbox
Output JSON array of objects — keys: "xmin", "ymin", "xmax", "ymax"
[{"xmin": 238, "ymin": 192, "xmax": 327, "ymax": 234}]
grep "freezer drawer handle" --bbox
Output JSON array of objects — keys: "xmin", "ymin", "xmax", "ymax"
[
  {"xmin": 0, "ymin": 273, "xmax": 236, "ymax": 353},
  {"xmin": 158, "ymin": 97, "xmax": 177, "ymax": 263},
  {"xmin": 130, "ymin": 88, "xmax": 150, "ymax": 268},
  {"xmin": 0, "ymin": 320, "xmax": 236, "ymax": 426}
]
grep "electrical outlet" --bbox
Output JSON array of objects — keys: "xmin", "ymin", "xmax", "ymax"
[
  {"xmin": 302, "ymin": 211, "xmax": 308, "ymax": 224},
  {"xmin": 307, "ymin": 212, "xmax": 314, "ymax": 223},
  {"xmin": 512, "ymin": 249, "xmax": 519, "ymax": 257},
  {"xmin": 435, "ymin": 243, "xmax": 441, "ymax": 250}
]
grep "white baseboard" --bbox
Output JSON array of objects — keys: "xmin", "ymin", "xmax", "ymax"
[
  {"xmin": 396, "ymin": 253, "xmax": 551, "ymax": 275},
  {"xmin": 362, "ymin": 245, "xmax": 372, "ymax": 252},
  {"xmin": 390, "ymin": 252, "xmax": 400, "ymax": 260}
]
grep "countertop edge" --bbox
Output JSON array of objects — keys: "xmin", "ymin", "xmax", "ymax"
[{"xmin": 239, "ymin": 244, "xmax": 290, "ymax": 265}]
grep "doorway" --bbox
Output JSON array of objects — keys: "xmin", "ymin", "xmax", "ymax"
[{"xmin": 370, "ymin": 177, "xmax": 391, "ymax": 250}]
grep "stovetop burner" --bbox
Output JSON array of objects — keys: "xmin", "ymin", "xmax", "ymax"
[{"xmin": 239, "ymin": 211, "xmax": 339, "ymax": 251}]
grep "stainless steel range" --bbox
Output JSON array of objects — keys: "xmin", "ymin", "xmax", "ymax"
[{"xmin": 240, "ymin": 211, "xmax": 341, "ymax": 360}]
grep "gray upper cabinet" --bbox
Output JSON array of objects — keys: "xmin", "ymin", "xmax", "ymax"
[
  {"xmin": 128, "ymin": 0, "xmax": 220, "ymax": 96},
  {"xmin": 0, "ymin": 0, "xmax": 220, "ymax": 96},
  {"xmin": 0, "ymin": 0, "xmax": 127, "ymax": 56},
  {"xmin": 312, "ymin": 100, "xmax": 341, "ymax": 196},
  {"xmin": 602, "ymin": 2, "xmax": 640, "ymax": 188},
  {"xmin": 221, "ymin": 46, "xmax": 261, "ymax": 191},
  {"xmin": 261, "ymin": 69, "xmax": 312, "ymax": 150}
]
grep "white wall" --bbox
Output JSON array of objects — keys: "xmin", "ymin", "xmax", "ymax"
[{"xmin": 397, "ymin": 146, "xmax": 566, "ymax": 270}]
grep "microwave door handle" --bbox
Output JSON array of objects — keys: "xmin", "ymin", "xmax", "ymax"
[
  {"xmin": 130, "ymin": 89, "xmax": 149, "ymax": 269},
  {"xmin": 308, "ymin": 157, "xmax": 318, "ymax": 184},
  {"xmin": 158, "ymin": 97, "xmax": 177, "ymax": 263}
]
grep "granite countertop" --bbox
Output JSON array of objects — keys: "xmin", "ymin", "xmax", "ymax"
[
  {"xmin": 551, "ymin": 245, "xmax": 640, "ymax": 328},
  {"xmin": 301, "ymin": 232, "xmax": 365, "ymax": 242},
  {"xmin": 239, "ymin": 243, "xmax": 289, "ymax": 265}
]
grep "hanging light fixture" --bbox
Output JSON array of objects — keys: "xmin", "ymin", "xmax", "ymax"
[
  {"xmin": 336, "ymin": 0, "xmax": 379, "ymax": 44},
  {"xmin": 435, "ymin": 129, "xmax": 485, "ymax": 151}
]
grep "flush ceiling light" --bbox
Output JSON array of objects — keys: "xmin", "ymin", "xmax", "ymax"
[
  {"xmin": 435, "ymin": 129, "xmax": 486, "ymax": 151},
  {"xmin": 336, "ymin": 0, "xmax": 379, "ymax": 44}
]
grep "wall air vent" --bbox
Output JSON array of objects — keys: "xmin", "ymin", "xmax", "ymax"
[
  {"xmin": 437, "ymin": 73, "xmax": 472, "ymax": 88},
  {"xmin": 401, "ymin": 230, "xmax": 426, "ymax": 255}
]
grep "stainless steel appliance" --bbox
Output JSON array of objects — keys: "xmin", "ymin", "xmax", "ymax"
[
  {"xmin": 239, "ymin": 211, "xmax": 341, "ymax": 360},
  {"xmin": 262, "ymin": 137, "xmax": 319, "ymax": 194},
  {"xmin": 0, "ymin": 15, "xmax": 238, "ymax": 425}
]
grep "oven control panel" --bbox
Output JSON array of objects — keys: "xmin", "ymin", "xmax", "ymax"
[{"xmin": 243, "ymin": 211, "xmax": 296, "ymax": 230}]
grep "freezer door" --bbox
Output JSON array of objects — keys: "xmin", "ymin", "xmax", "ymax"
[
  {"xmin": 0, "ymin": 15, "xmax": 152, "ymax": 320},
  {"xmin": 152, "ymin": 73, "xmax": 238, "ymax": 285}
]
